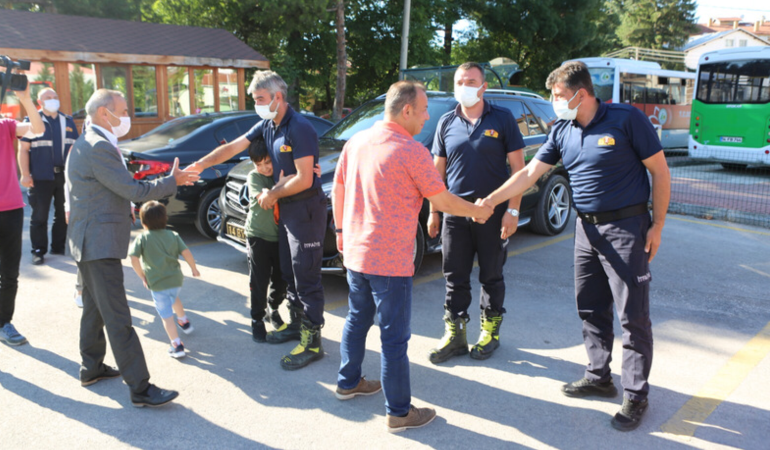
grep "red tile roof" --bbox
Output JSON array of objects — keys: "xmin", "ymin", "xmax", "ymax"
[
  {"xmin": 696, "ymin": 18, "xmax": 770, "ymax": 36},
  {"xmin": 0, "ymin": 9, "xmax": 267, "ymax": 63}
]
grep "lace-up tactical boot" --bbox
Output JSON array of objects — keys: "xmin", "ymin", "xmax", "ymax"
[
  {"xmin": 470, "ymin": 309, "xmax": 503, "ymax": 360},
  {"xmin": 280, "ymin": 318, "xmax": 324, "ymax": 370},
  {"xmin": 428, "ymin": 310, "xmax": 469, "ymax": 364}
]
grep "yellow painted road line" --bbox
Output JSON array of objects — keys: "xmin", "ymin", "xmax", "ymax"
[
  {"xmin": 660, "ymin": 321, "xmax": 770, "ymax": 439},
  {"xmin": 669, "ymin": 216, "xmax": 770, "ymax": 236}
]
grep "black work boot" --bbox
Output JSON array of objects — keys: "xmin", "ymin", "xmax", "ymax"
[
  {"xmin": 266, "ymin": 304, "xmax": 301, "ymax": 344},
  {"xmin": 263, "ymin": 305, "xmax": 285, "ymax": 330},
  {"xmin": 611, "ymin": 397, "xmax": 649, "ymax": 431},
  {"xmin": 280, "ymin": 318, "xmax": 324, "ymax": 370},
  {"xmin": 562, "ymin": 377, "xmax": 618, "ymax": 398},
  {"xmin": 470, "ymin": 309, "xmax": 503, "ymax": 360},
  {"xmin": 428, "ymin": 310, "xmax": 469, "ymax": 364}
]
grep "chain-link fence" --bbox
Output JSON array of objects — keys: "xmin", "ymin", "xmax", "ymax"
[{"xmin": 666, "ymin": 151, "xmax": 770, "ymax": 229}]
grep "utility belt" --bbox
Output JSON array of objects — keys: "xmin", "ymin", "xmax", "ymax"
[
  {"xmin": 53, "ymin": 166, "xmax": 65, "ymax": 174},
  {"xmin": 577, "ymin": 202, "xmax": 650, "ymax": 225},
  {"xmin": 278, "ymin": 187, "xmax": 323, "ymax": 205}
]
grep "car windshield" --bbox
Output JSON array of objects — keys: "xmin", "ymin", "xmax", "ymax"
[
  {"xmin": 129, "ymin": 115, "xmax": 224, "ymax": 146},
  {"xmin": 323, "ymin": 97, "xmax": 455, "ymax": 145}
]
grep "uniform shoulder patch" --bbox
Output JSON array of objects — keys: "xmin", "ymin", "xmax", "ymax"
[
  {"xmin": 483, "ymin": 129, "xmax": 499, "ymax": 138},
  {"xmin": 598, "ymin": 136, "xmax": 615, "ymax": 146},
  {"xmin": 280, "ymin": 145, "xmax": 292, "ymax": 153}
]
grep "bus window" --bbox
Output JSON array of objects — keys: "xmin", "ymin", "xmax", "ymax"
[
  {"xmin": 589, "ymin": 68, "xmax": 614, "ymax": 102},
  {"xmin": 697, "ymin": 59, "xmax": 770, "ymax": 104}
]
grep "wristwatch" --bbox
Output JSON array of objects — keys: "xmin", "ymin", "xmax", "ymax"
[{"xmin": 506, "ymin": 208, "xmax": 519, "ymax": 217}]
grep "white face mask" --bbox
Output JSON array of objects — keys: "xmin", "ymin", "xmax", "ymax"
[
  {"xmin": 42, "ymin": 99, "xmax": 60, "ymax": 113},
  {"xmin": 552, "ymin": 90, "xmax": 581, "ymax": 121},
  {"xmin": 454, "ymin": 84, "xmax": 481, "ymax": 108},
  {"xmin": 254, "ymin": 96, "xmax": 278, "ymax": 120},
  {"xmin": 107, "ymin": 109, "xmax": 131, "ymax": 138}
]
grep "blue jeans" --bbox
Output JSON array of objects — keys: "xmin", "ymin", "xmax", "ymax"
[{"xmin": 338, "ymin": 269, "xmax": 412, "ymax": 417}]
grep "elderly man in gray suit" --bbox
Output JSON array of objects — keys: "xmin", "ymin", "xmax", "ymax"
[{"xmin": 66, "ymin": 89, "xmax": 199, "ymax": 407}]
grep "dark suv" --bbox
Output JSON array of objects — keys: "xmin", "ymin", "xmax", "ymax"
[
  {"xmin": 120, "ymin": 111, "xmax": 332, "ymax": 239},
  {"xmin": 218, "ymin": 90, "xmax": 572, "ymax": 274}
]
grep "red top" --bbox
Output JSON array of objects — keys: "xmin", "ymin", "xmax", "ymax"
[
  {"xmin": 334, "ymin": 121, "xmax": 446, "ymax": 277},
  {"xmin": 0, "ymin": 119, "xmax": 23, "ymax": 212}
]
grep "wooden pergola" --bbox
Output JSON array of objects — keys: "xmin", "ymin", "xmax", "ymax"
[{"xmin": 0, "ymin": 9, "xmax": 269, "ymax": 139}]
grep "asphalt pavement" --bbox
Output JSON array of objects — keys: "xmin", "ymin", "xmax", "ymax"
[{"xmin": 1, "ymin": 205, "xmax": 769, "ymax": 449}]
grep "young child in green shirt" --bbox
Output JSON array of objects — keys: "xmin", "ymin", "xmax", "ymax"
[
  {"xmin": 245, "ymin": 136, "xmax": 287, "ymax": 342},
  {"xmin": 129, "ymin": 201, "xmax": 200, "ymax": 359}
]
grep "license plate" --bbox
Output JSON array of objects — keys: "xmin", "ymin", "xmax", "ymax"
[
  {"xmin": 720, "ymin": 136, "xmax": 743, "ymax": 143},
  {"xmin": 226, "ymin": 223, "xmax": 246, "ymax": 242}
]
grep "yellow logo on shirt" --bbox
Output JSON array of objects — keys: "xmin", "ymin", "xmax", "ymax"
[
  {"xmin": 280, "ymin": 145, "xmax": 292, "ymax": 153},
  {"xmin": 484, "ymin": 129, "xmax": 499, "ymax": 138},
  {"xmin": 598, "ymin": 136, "xmax": 615, "ymax": 146},
  {"xmin": 66, "ymin": 127, "xmax": 73, "ymax": 132}
]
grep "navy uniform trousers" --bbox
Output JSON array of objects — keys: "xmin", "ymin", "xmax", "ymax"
[
  {"xmin": 574, "ymin": 212, "xmax": 653, "ymax": 401},
  {"xmin": 277, "ymin": 192, "xmax": 327, "ymax": 326},
  {"xmin": 442, "ymin": 203, "xmax": 508, "ymax": 318},
  {"xmin": 28, "ymin": 171, "xmax": 67, "ymax": 255}
]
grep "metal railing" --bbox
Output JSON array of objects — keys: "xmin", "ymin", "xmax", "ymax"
[{"xmin": 604, "ymin": 47, "xmax": 686, "ymax": 66}]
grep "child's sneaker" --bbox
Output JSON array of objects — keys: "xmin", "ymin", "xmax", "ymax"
[
  {"xmin": 252, "ymin": 320, "xmax": 267, "ymax": 343},
  {"xmin": 168, "ymin": 342, "xmax": 186, "ymax": 359},
  {"xmin": 177, "ymin": 318, "xmax": 194, "ymax": 334}
]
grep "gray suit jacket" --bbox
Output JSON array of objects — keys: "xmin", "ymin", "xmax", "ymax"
[{"xmin": 66, "ymin": 127, "xmax": 177, "ymax": 262}]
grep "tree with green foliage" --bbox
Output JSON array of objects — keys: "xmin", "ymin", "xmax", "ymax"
[
  {"xmin": 614, "ymin": 0, "xmax": 697, "ymax": 50},
  {"xmin": 451, "ymin": 0, "xmax": 610, "ymax": 93}
]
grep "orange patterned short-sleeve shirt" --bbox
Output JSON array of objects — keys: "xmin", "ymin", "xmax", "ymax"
[{"xmin": 334, "ymin": 121, "xmax": 446, "ymax": 277}]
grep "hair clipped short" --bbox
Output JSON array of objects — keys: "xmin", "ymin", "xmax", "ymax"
[
  {"xmin": 384, "ymin": 80, "xmax": 426, "ymax": 118},
  {"xmin": 545, "ymin": 61, "xmax": 595, "ymax": 97}
]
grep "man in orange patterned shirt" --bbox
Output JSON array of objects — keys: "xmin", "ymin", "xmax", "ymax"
[{"xmin": 332, "ymin": 80, "xmax": 492, "ymax": 432}]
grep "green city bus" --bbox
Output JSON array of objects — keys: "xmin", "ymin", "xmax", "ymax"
[{"xmin": 689, "ymin": 46, "xmax": 770, "ymax": 169}]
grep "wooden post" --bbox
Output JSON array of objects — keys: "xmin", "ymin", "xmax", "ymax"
[
  {"xmin": 238, "ymin": 68, "xmax": 246, "ymax": 111},
  {"xmin": 212, "ymin": 67, "xmax": 220, "ymax": 112},
  {"xmin": 53, "ymin": 61, "xmax": 72, "ymax": 115}
]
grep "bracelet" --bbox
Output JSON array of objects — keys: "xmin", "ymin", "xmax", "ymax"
[{"xmin": 335, "ymin": 228, "xmax": 343, "ymax": 233}]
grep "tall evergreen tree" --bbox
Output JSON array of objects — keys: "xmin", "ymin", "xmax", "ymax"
[{"xmin": 615, "ymin": 0, "xmax": 698, "ymax": 50}]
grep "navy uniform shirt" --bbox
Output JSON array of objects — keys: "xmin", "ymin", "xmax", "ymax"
[
  {"xmin": 432, "ymin": 101, "xmax": 525, "ymax": 198},
  {"xmin": 245, "ymin": 106, "xmax": 319, "ymax": 192},
  {"xmin": 535, "ymin": 100, "xmax": 661, "ymax": 214},
  {"xmin": 21, "ymin": 111, "xmax": 79, "ymax": 180}
]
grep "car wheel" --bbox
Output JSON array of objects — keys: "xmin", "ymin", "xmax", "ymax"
[
  {"xmin": 531, "ymin": 174, "xmax": 571, "ymax": 236},
  {"xmin": 720, "ymin": 163, "xmax": 747, "ymax": 171},
  {"xmin": 413, "ymin": 224, "xmax": 426, "ymax": 275},
  {"xmin": 195, "ymin": 188, "xmax": 223, "ymax": 239}
]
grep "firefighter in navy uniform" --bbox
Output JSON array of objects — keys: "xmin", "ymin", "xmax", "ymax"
[
  {"xmin": 188, "ymin": 71, "xmax": 326, "ymax": 371},
  {"xmin": 427, "ymin": 62, "xmax": 526, "ymax": 364},
  {"xmin": 18, "ymin": 88, "xmax": 79, "ymax": 265},
  {"xmin": 482, "ymin": 61, "xmax": 671, "ymax": 432}
]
